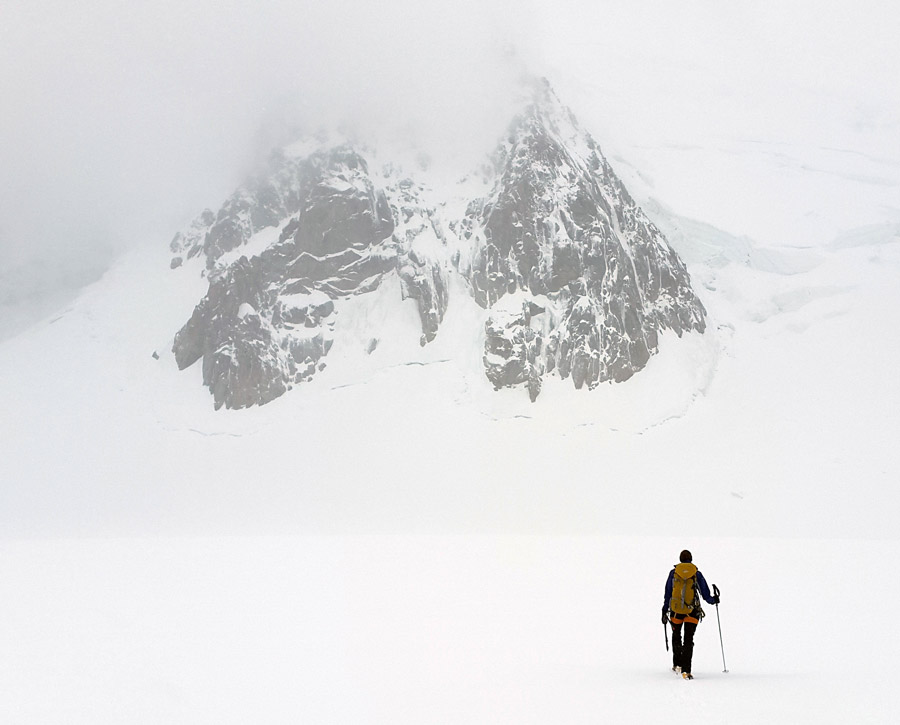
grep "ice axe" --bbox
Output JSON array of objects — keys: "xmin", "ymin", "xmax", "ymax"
[
  {"xmin": 713, "ymin": 584, "xmax": 728, "ymax": 673},
  {"xmin": 661, "ymin": 609, "xmax": 669, "ymax": 651}
]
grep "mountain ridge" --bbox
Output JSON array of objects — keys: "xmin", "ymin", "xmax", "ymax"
[{"xmin": 170, "ymin": 81, "xmax": 706, "ymax": 409}]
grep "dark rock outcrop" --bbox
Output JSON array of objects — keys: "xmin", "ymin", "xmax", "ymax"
[
  {"xmin": 170, "ymin": 81, "xmax": 705, "ymax": 408},
  {"xmin": 172, "ymin": 147, "xmax": 396, "ymax": 409},
  {"xmin": 462, "ymin": 81, "xmax": 706, "ymax": 394},
  {"xmin": 388, "ymin": 176, "xmax": 449, "ymax": 345},
  {"xmin": 483, "ymin": 299, "xmax": 545, "ymax": 402}
]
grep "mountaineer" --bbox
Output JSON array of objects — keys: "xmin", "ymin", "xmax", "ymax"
[{"xmin": 662, "ymin": 549, "xmax": 719, "ymax": 680}]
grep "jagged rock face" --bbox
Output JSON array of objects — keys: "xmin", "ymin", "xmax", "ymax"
[
  {"xmin": 171, "ymin": 147, "xmax": 448, "ymax": 409},
  {"xmin": 463, "ymin": 84, "xmax": 706, "ymax": 390},
  {"xmin": 172, "ymin": 147, "xmax": 393, "ymax": 409},
  {"xmin": 390, "ymin": 177, "xmax": 449, "ymax": 344},
  {"xmin": 483, "ymin": 299, "xmax": 545, "ymax": 402},
  {"xmin": 170, "ymin": 82, "xmax": 705, "ymax": 408},
  {"xmin": 170, "ymin": 151, "xmax": 320, "ymax": 270}
]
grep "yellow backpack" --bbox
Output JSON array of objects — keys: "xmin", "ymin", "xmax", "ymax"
[{"xmin": 670, "ymin": 562, "xmax": 698, "ymax": 615}]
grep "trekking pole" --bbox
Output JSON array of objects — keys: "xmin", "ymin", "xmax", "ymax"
[
  {"xmin": 664, "ymin": 619, "xmax": 669, "ymax": 651},
  {"xmin": 713, "ymin": 584, "xmax": 728, "ymax": 673}
]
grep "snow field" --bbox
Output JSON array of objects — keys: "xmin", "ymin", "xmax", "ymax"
[{"xmin": 0, "ymin": 535, "xmax": 897, "ymax": 723}]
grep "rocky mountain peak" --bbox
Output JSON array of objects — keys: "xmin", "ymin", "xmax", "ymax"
[{"xmin": 169, "ymin": 82, "xmax": 705, "ymax": 408}]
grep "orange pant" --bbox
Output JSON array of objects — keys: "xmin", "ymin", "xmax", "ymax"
[{"xmin": 670, "ymin": 613, "xmax": 700, "ymax": 625}]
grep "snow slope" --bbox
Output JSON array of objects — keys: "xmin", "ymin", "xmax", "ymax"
[{"xmin": 1, "ymin": 218, "xmax": 897, "ymax": 539}]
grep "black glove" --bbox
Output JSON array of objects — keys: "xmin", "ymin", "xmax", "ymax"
[
  {"xmin": 711, "ymin": 595, "xmax": 720, "ymax": 605},
  {"xmin": 661, "ymin": 609, "xmax": 669, "ymax": 625}
]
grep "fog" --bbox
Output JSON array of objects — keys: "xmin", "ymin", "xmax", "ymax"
[
  {"xmin": 2, "ymin": 0, "xmax": 898, "ymax": 338},
  {"xmin": 0, "ymin": 0, "xmax": 531, "ymax": 263}
]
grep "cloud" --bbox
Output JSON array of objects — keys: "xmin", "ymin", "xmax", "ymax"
[
  {"xmin": 0, "ymin": 1, "xmax": 532, "ymax": 271},
  {"xmin": 0, "ymin": 0, "xmax": 896, "ymax": 285}
]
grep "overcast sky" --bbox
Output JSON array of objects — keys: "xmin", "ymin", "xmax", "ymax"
[{"xmin": 1, "ymin": 0, "xmax": 898, "ymax": 283}]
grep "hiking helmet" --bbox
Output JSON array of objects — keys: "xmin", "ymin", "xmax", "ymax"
[{"xmin": 679, "ymin": 549, "xmax": 692, "ymax": 563}]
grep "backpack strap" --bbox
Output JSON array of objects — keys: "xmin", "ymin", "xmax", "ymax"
[{"xmin": 690, "ymin": 575, "xmax": 705, "ymax": 621}]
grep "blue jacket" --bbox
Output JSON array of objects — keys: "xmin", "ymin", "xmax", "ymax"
[{"xmin": 663, "ymin": 567, "xmax": 717, "ymax": 613}]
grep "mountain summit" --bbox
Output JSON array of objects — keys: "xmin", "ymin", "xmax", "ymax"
[{"xmin": 170, "ymin": 81, "xmax": 706, "ymax": 409}]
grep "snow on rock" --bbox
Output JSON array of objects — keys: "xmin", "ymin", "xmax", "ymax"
[
  {"xmin": 170, "ymin": 80, "xmax": 706, "ymax": 408},
  {"xmin": 483, "ymin": 293, "xmax": 546, "ymax": 401},
  {"xmin": 236, "ymin": 302, "xmax": 257, "ymax": 319},
  {"xmin": 463, "ymin": 79, "xmax": 706, "ymax": 395},
  {"xmin": 168, "ymin": 208, "xmax": 214, "ymax": 269},
  {"xmin": 172, "ymin": 146, "xmax": 392, "ymax": 410},
  {"xmin": 386, "ymin": 174, "xmax": 449, "ymax": 345}
]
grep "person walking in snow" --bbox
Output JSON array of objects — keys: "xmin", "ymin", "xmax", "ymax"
[{"xmin": 662, "ymin": 549, "xmax": 719, "ymax": 680}]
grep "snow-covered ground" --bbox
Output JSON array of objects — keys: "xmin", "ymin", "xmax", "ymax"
[{"xmin": 0, "ymin": 535, "xmax": 897, "ymax": 723}]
